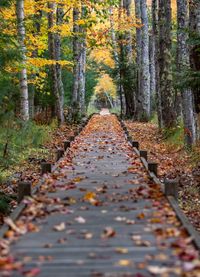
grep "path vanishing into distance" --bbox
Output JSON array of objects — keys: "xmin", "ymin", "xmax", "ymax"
[{"xmin": 0, "ymin": 113, "xmax": 200, "ymax": 276}]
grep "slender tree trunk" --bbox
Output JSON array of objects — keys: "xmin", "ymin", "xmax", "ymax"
[
  {"xmin": 48, "ymin": 2, "xmax": 64, "ymax": 124},
  {"xmin": 177, "ymin": 0, "xmax": 196, "ymax": 145},
  {"xmin": 16, "ymin": 0, "xmax": 29, "ymax": 121},
  {"xmin": 139, "ymin": 0, "xmax": 150, "ymax": 121},
  {"xmin": 152, "ymin": 0, "xmax": 162, "ymax": 127},
  {"xmin": 149, "ymin": 32, "xmax": 156, "ymax": 115},
  {"xmin": 189, "ymin": 0, "xmax": 200, "ymax": 139},
  {"xmin": 55, "ymin": 5, "xmax": 65, "ymax": 123},
  {"xmin": 79, "ymin": 6, "xmax": 87, "ymax": 115},
  {"xmin": 158, "ymin": 0, "xmax": 176, "ymax": 128},
  {"xmin": 134, "ymin": 0, "xmax": 142, "ymax": 119},
  {"xmin": 123, "ymin": 0, "xmax": 136, "ymax": 118},
  {"xmin": 110, "ymin": 6, "xmax": 125, "ymax": 116},
  {"xmin": 29, "ymin": 8, "xmax": 42, "ymax": 119},
  {"xmin": 72, "ymin": 7, "xmax": 80, "ymax": 114}
]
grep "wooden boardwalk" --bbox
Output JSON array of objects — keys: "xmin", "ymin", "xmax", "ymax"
[{"xmin": 1, "ymin": 114, "xmax": 200, "ymax": 277}]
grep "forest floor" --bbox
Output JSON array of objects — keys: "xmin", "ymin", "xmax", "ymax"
[
  {"xmin": 0, "ymin": 122, "xmax": 79, "ymax": 225},
  {"xmin": 125, "ymin": 121, "xmax": 200, "ymax": 233}
]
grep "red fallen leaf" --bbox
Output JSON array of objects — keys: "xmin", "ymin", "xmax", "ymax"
[
  {"xmin": 178, "ymin": 249, "xmax": 199, "ymax": 262},
  {"xmin": 0, "ymin": 256, "xmax": 14, "ymax": 268},
  {"xmin": 23, "ymin": 268, "xmax": 41, "ymax": 277}
]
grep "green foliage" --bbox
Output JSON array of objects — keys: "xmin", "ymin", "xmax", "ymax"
[
  {"xmin": 163, "ymin": 124, "xmax": 184, "ymax": 147},
  {"xmin": 0, "ymin": 192, "xmax": 16, "ymax": 214},
  {"xmin": 0, "ymin": 119, "xmax": 55, "ymax": 181}
]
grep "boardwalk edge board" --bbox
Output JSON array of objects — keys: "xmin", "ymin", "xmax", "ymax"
[
  {"xmin": 0, "ymin": 113, "xmax": 95, "ymax": 239},
  {"xmin": 115, "ymin": 114, "xmax": 200, "ymax": 251}
]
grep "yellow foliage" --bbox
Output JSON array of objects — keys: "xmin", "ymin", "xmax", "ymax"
[
  {"xmin": 95, "ymin": 74, "xmax": 117, "ymax": 99},
  {"xmin": 90, "ymin": 48, "xmax": 115, "ymax": 68},
  {"xmin": 28, "ymin": 58, "xmax": 73, "ymax": 68}
]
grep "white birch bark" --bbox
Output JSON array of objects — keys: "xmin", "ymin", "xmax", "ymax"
[
  {"xmin": 16, "ymin": 0, "xmax": 29, "ymax": 121},
  {"xmin": 177, "ymin": 0, "xmax": 196, "ymax": 145}
]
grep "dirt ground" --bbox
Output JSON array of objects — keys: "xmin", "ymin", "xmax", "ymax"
[{"xmin": 125, "ymin": 121, "xmax": 200, "ymax": 233}]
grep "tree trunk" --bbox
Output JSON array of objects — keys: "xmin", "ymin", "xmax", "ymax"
[
  {"xmin": 152, "ymin": 0, "xmax": 162, "ymax": 127},
  {"xmin": 123, "ymin": 0, "xmax": 136, "ymax": 118},
  {"xmin": 47, "ymin": 2, "xmax": 64, "ymax": 124},
  {"xmin": 177, "ymin": 0, "xmax": 196, "ymax": 145},
  {"xmin": 134, "ymin": 0, "xmax": 142, "ymax": 119},
  {"xmin": 78, "ymin": 5, "xmax": 87, "ymax": 116},
  {"xmin": 16, "ymin": 0, "xmax": 29, "ymax": 121},
  {"xmin": 55, "ymin": 5, "xmax": 65, "ymax": 123},
  {"xmin": 29, "ymin": 8, "xmax": 42, "ymax": 119},
  {"xmin": 158, "ymin": 0, "xmax": 176, "ymax": 128},
  {"xmin": 149, "ymin": 32, "xmax": 156, "ymax": 115},
  {"xmin": 72, "ymin": 7, "xmax": 80, "ymax": 115},
  {"xmin": 139, "ymin": 0, "xmax": 150, "ymax": 121},
  {"xmin": 189, "ymin": 0, "xmax": 200, "ymax": 139}
]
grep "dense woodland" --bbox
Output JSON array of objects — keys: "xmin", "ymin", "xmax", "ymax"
[{"xmin": 0, "ymin": 0, "xmax": 200, "ymax": 184}]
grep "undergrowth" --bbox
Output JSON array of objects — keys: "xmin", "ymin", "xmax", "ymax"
[{"xmin": 0, "ymin": 119, "xmax": 57, "ymax": 213}]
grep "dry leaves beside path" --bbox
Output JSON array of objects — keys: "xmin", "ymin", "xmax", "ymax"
[
  {"xmin": 0, "ymin": 115, "xmax": 200, "ymax": 277},
  {"xmin": 125, "ymin": 121, "xmax": 200, "ymax": 232}
]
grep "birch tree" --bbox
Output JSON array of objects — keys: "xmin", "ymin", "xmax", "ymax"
[
  {"xmin": 16, "ymin": 0, "xmax": 29, "ymax": 121},
  {"xmin": 158, "ymin": 0, "xmax": 176, "ymax": 128},
  {"xmin": 177, "ymin": 0, "xmax": 196, "ymax": 145}
]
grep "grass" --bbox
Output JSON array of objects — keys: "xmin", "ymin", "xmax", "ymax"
[
  {"xmin": 87, "ymin": 104, "xmax": 100, "ymax": 116},
  {"xmin": 0, "ymin": 120, "xmax": 57, "ymax": 181}
]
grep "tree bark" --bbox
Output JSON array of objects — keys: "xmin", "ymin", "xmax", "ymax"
[
  {"xmin": 189, "ymin": 0, "xmax": 200, "ymax": 139},
  {"xmin": 149, "ymin": 32, "xmax": 156, "ymax": 115},
  {"xmin": 158, "ymin": 0, "xmax": 176, "ymax": 128},
  {"xmin": 177, "ymin": 0, "xmax": 196, "ymax": 145},
  {"xmin": 72, "ymin": 7, "xmax": 80, "ymax": 114},
  {"xmin": 55, "ymin": 5, "xmax": 65, "ymax": 123},
  {"xmin": 139, "ymin": 0, "xmax": 150, "ymax": 121},
  {"xmin": 134, "ymin": 0, "xmax": 142, "ymax": 119},
  {"xmin": 152, "ymin": 0, "xmax": 162, "ymax": 127},
  {"xmin": 122, "ymin": 0, "xmax": 136, "ymax": 118},
  {"xmin": 16, "ymin": 0, "xmax": 29, "ymax": 121},
  {"xmin": 78, "ymin": 6, "xmax": 87, "ymax": 115},
  {"xmin": 47, "ymin": 2, "xmax": 64, "ymax": 124}
]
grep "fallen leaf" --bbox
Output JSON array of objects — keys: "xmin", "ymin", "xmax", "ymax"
[
  {"xmin": 101, "ymin": 227, "xmax": 116, "ymax": 239},
  {"xmin": 53, "ymin": 222, "xmax": 66, "ymax": 231},
  {"xmin": 115, "ymin": 248, "xmax": 129, "ymax": 254},
  {"xmin": 75, "ymin": 216, "xmax": 86, "ymax": 224}
]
